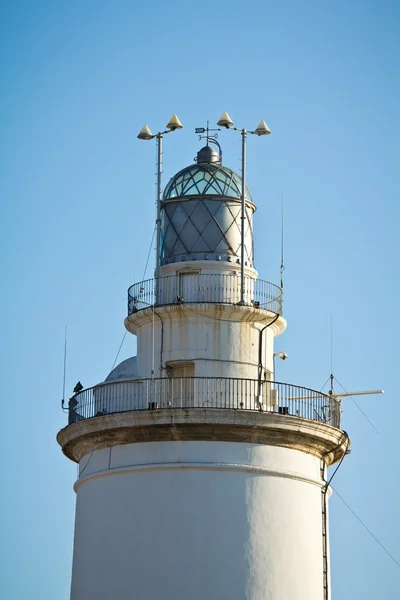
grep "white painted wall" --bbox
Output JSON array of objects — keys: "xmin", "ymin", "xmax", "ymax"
[
  {"xmin": 71, "ymin": 441, "xmax": 326, "ymax": 600},
  {"xmin": 127, "ymin": 262, "xmax": 284, "ymax": 380},
  {"xmin": 134, "ymin": 306, "xmax": 281, "ymax": 380}
]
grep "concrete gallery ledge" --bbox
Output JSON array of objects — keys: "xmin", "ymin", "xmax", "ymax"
[{"xmin": 57, "ymin": 408, "xmax": 348, "ymax": 466}]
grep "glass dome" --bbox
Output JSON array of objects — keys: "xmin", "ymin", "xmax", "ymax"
[{"xmin": 163, "ymin": 164, "xmax": 252, "ymax": 202}]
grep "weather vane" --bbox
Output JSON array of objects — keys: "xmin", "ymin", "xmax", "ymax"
[
  {"xmin": 195, "ymin": 120, "xmax": 220, "ymax": 142},
  {"xmin": 194, "ymin": 120, "xmax": 222, "ymax": 164}
]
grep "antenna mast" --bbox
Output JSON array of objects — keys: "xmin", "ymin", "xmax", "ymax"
[
  {"xmin": 280, "ymin": 195, "xmax": 285, "ymax": 290},
  {"xmin": 330, "ymin": 315, "xmax": 334, "ymax": 394},
  {"xmin": 61, "ymin": 326, "xmax": 67, "ymax": 408}
]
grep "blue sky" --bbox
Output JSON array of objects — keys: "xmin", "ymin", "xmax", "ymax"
[{"xmin": 1, "ymin": 1, "xmax": 399, "ymax": 598}]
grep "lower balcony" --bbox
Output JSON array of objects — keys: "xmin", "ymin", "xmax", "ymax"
[{"xmin": 66, "ymin": 377, "xmax": 341, "ymax": 430}]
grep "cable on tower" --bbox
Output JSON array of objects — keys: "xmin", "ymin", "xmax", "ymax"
[
  {"xmin": 142, "ymin": 225, "xmax": 156, "ymax": 281},
  {"xmin": 321, "ymin": 432, "xmax": 350, "ymax": 599},
  {"xmin": 319, "ymin": 375, "xmax": 332, "ymax": 393},
  {"xmin": 324, "ymin": 434, "xmax": 350, "ymax": 489},
  {"xmin": 335, "ymin": 376, "xmax": 379, "ymax": 434},
  {"xmin": 111, "ymin": 330, "xmax": 128, "ymax": 371},
  {"xmin": 79, "ymin": 426, "xmax": 104, "ymax": 477},
  {"xmin": 331, "ymin": 485, "xmax": 400, "ymax": 569},
  {"xmin": 61, "ymin": 326, "xmax": 67, "ymax": 410},
  {"xmin": 110, "ymin": 225, "xmax": 157, "ymax": 372},
  {"xmin": 280, "ymin": 194, "xmax": 285, "ymax": 291}
]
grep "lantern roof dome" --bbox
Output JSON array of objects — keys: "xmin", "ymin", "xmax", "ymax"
[{"xmin": 163, "ymin": 146, "xmax": 252, "ymax": 203}]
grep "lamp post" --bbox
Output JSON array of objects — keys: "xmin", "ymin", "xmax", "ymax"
[
  {"xmin": 137, "ymin": 114, "xmax": 183, "ymax": 275},
  {"xmin": 217, "ymin": 112, "xmax": 271, "ymax": 305}
]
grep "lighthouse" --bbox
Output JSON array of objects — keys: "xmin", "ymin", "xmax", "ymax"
[{"xmin": 57, "ymin": 117, "xmax": 349, "ymax": 600}]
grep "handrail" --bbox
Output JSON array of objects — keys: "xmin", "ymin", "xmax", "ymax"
[
  {"xmin": 127, "ymin": 274, "xmax": 282, "ymax": 316},
  {"xmin": 66, "ymin": 377, "xmax": 341, "ymax": 429}
]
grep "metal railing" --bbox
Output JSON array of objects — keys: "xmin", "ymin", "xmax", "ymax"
[
  {"xmin": 67, "ymin": 378, "xmax": 341, "ymax": 429},
  {"xmin": 127, "ymin": 274, "xmax": 282, "ymax": 316}
]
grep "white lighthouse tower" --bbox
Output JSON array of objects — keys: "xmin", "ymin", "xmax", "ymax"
[{"xmin": 58, "ymin": 118, "xmax": 349, "ymax": 600}]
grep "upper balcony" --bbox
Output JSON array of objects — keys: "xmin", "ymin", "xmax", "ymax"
[{"xmin": 127, "ymin": 274, "xmax": 282, "ymax": 316}]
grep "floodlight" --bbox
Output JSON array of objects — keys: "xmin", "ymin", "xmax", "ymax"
[
  {"xmin": 137, "ymin": 125, "xmax": 154, "ymax": 140},
  {"xmin": 253, "ymin": 120, "xmax": 271, "ymax": 136},
  {"xmin": 217, "ymin": 111, "xmax": 234, "ymax": 128},
  {"xmin": 166, "ymin": 114, "xmax": 183, "ymax": 131}
]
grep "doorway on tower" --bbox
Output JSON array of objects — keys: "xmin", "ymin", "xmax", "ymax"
[
  {"xmin": 166, "ymin": 362, "xmax": 195, "ymax": 408},
  {"xmin": 262, "ymin": 370, "xmax": 280, "ymax": 412},
  {"xmin": 177, "ymin": 271, "xmax": 200, "ymax": 303}
]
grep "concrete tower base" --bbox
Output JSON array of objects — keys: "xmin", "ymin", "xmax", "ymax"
[{"xmin": 58, "ymin": 411, "xmax": 347, "ymax": 600}]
